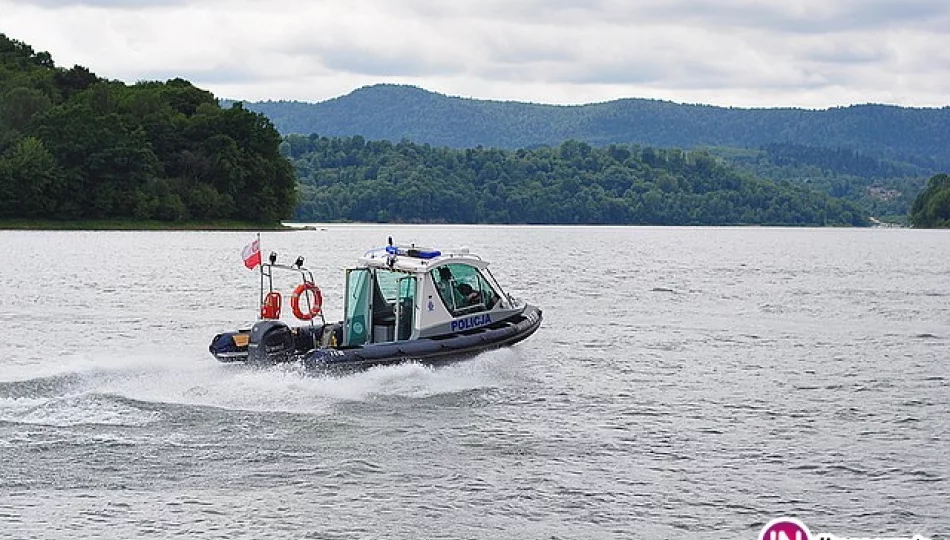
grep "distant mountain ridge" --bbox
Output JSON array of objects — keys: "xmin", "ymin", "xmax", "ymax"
[{"xmin": 235, "ymin": 84, "xmax": 950, "ymax": 171}]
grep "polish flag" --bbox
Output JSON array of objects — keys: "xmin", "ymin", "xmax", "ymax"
[{"xmin": 242, "ymin": 239, "xmax": 262, "ymax": 270}]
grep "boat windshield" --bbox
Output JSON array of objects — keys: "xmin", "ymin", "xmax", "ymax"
[
  {"xmin": 343, "ymin": 268, "xmax": 371, "ymax": 346},
  {"xmin": 431, "ymin": 263, "xmax": 498, "ymax": 316},
  {"xmin": 374, "ymin": 268, "xmax": 402, "ymax": 301},
  {"xmin": 345, "ymin": 267, "xmax": 418, "ymax": 345}
]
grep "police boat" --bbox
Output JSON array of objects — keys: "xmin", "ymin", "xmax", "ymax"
[{"xmin": 209, "ymin": 241, "xmax": 542, "ymax": 371}]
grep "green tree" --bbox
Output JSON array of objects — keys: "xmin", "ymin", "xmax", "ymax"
[
  {"xmin": 0, "ymin": 35, "xmax": 297, "ymax": 224},
  {"xmin": 0, "ymin": 137, "xmax": 63, "ymax": 217},
  {"xmin": 0, "ymin": 87, "xmax": 52, "ymax": 132},
  {"xmin": 910, "ymin": 174, "xmax": 950, "ymax": 228}
]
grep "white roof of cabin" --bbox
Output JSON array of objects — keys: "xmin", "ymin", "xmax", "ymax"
[{"xmin": 357, "ymin": 247, "xmax": 490, "ymax": 274}]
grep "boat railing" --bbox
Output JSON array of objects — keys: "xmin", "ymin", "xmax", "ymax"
[{"xmin": 259, "ymin": 259, "xmax": 324, "ymax": 351}]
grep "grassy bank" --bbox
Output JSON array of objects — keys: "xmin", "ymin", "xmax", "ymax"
[{"xmin": 0, "ymin": 219, "xmax": 291, "ymax": 231}]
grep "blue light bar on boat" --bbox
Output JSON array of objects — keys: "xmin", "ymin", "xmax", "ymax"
[
  {"xmin": 408, "ymin": 248, "xmax": 441, "ymax": 259},
  {"xmin": 384, "ymin": 245, "xmax": 442, "ymax": 259}
]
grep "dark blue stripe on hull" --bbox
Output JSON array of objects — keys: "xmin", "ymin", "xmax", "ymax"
[{"xmin": 303, "ymin": 306, "xmax": 542, "ymax": 371}]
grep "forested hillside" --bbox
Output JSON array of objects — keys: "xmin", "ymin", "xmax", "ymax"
[
  {"xmin": 285, "ymin": 135, "xmax": 869, "ymax": 227},
  {"xmin": 910, "ymin": 174, "xmax": 950, "ymax": 228},
  {"xmin": 707, "ymin": 143, "xmax": 928, "ymax": 220},
  {"xmin": 242, "ymin": 85, "xmax": 948, "ymax": 220},
  {"xmin": 0, "ymin": 33, "xmax": 919, "ymax": 227},
  {"xmin": 241, "ymin": 84, "xmax": 950, "ymax": 173},
  {"xmin": 0, "ymin": 33, "xmax": 295, "ymax": 223}
]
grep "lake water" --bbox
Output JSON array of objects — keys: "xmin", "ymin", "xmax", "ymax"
[{"xmin": 0, "ymin": 225, "xmax": 947, "ymax": 539}]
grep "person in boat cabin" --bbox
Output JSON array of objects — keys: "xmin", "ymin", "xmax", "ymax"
[
  {"xmin": 435, "ymin": 266, "xmax": 481, "ymax": 311},
  {"xmin": 457, "ymin": 283, "xmax": 481, "ymax": 305}
]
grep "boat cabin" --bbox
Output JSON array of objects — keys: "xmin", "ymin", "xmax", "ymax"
[{"xmin": 341, "ymin": 246, "xmax": 521, "ymax": 347}]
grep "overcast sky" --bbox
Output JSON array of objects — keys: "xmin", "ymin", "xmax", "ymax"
[{"xmin": 2, "ymin": 0, "xmax": 949, "ymax": 108}]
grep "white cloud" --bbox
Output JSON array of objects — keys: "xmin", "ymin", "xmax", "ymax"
[{"xmin": 2, "ymin": 0, "xmax": 949, "ymax": 108}]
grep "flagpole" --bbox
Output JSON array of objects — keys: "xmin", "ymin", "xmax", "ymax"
[{"xmin": 257, "ymin": 232, "xmax": 263, "ymax": 320}]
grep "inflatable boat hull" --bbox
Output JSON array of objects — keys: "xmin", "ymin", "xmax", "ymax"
[
  {"xmin": 209, "ymin": 305, "xmax": 542, "ymax": 371},
  {"xmin": 304, "ymin": 305, "xmax": 541, "ymax": 371}
]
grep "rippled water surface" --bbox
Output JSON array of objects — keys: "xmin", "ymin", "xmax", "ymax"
[{"xmin": 0, "ymin": 226, "xmax": 947, "ymax": 539}]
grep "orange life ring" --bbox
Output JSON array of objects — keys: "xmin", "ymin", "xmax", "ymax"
[
  {"xmin": 261, "ymin": 291, "xmax": 282, "ymax": 319},
  {"xmin": 291, "ymin": 282, "xmax": 323, "ymax": 320}
]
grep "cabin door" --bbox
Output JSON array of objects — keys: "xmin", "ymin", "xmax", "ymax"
[
  {"xmin": 395, "ymin": 276, "xmax": 417, "ymax": 341},
  {"xmin": 343, "ymin": 268, "xmax": 371, "ymax": 346}
]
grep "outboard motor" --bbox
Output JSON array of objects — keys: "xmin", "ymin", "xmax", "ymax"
[{"xmin": 247, "ymin": 320, "xmax": 296, "ymax": 364}]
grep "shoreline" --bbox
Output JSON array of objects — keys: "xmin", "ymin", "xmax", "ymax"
[
  {"xmin": 0, "ymin": 219, "xmax": 292, "ymax": 231},
  {"xmin": 1, "ymin": 218, "xmax": 914, "ymax": 231}
]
